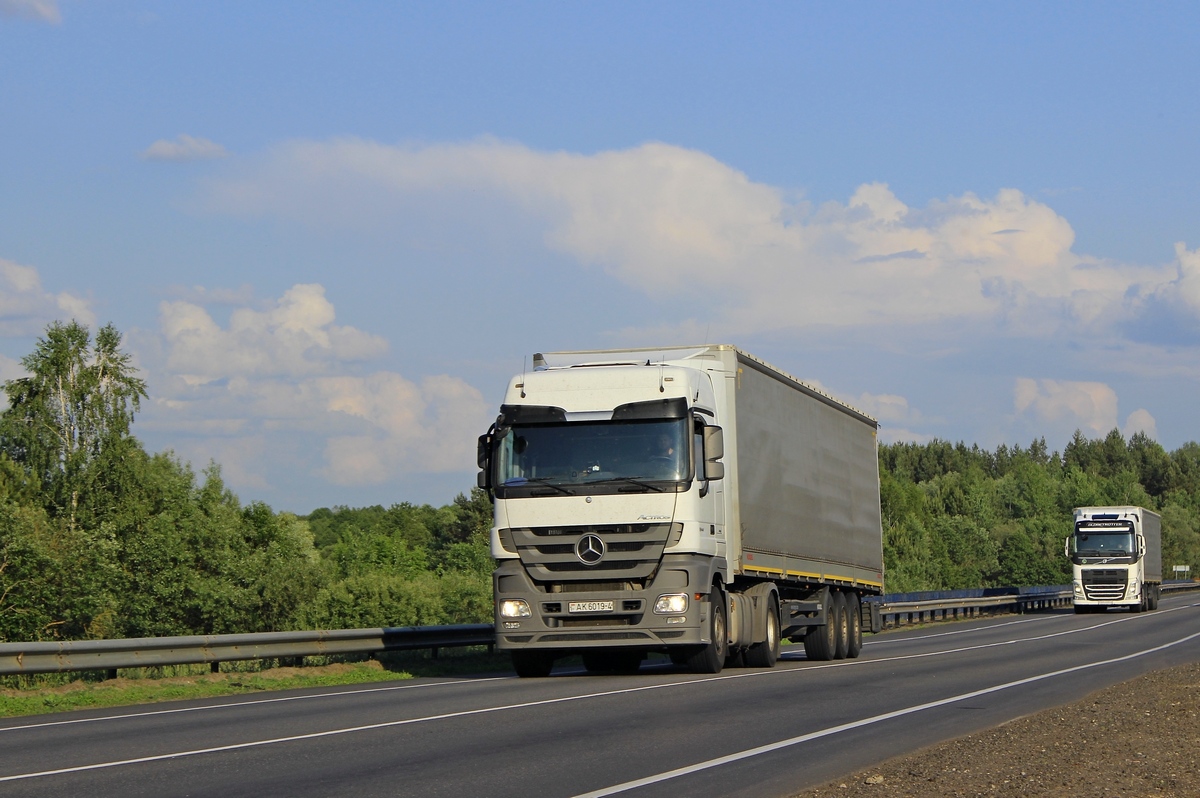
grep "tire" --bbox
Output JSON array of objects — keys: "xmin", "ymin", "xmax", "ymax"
[
  {"xmin": 846, "ymin": 593, "xmax": 863, "ymax": 659},
  {"xmin": 511, "ymin": 650, "xmax": 554, "ymax": 678},
  {"xmin": 803, "ymin": 590, "xmax": 837, "ymax": 662},
  {"xmin": 686, "ymin": 589, "xmax": 728, "ymax": 674},
  {"xmin": 1149, "ymin": 586, "xmax": 1160, "ymax": 611},
  {"xmin": 744, "ymin": 595, "xmax": 781, "ymax": 668},
  {"xmin": 832, "ymin": 592, "xmax": 850, "ymax": 660}
]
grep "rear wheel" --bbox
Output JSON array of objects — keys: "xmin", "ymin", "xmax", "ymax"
[
  {"xmin": 846, "ymin": 593, "xmax": 863, "ymax": 658},
  {"xmin": 803, "ymin": 590, "xmax": 837, "ymax": 662},
  {"xmin": 686, "ymin": 589, "xmax": 728, "ymax": 674},
  {"xmin": 744, "ymin": 595, "xmax": 781, "ymax": 668},
  {"xmin": 832, "ymin": 592, "xmax": 850, "ymax": 660},
  {"xmin": 511, "ymin": 650, "xmax": 554, "ymax": 678},
  {"xmin": 1149, "ymin": 586, "xmax": 1160, "ymax": 610}
]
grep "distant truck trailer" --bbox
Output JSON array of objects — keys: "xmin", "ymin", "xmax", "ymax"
[
  {"xmin": 1067, "ymin": 506, "xmax": 1162, "ymax": 613},
  {"xmin": 476, "ymin": 344, "xmax": 885, "ymax": 677}
]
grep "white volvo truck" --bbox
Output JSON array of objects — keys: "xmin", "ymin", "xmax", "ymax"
[
  {"xmin": 1067, "ymin": 506, "xmax": 1162, "ymax": 613},
  {"xmin": 476, "ymin": 345, "xmax": 885, "ymax": 677}
]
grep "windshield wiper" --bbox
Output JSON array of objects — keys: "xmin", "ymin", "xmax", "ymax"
[
  {"xmin": 506, "ymin": 477, "xmax": 574, "ymax": 495},
  {"xmin": 588, "ymin": 476, "xmax": 664, "ymax": 492}
]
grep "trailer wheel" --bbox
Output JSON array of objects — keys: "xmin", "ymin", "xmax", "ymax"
[
  {"xmin": 512, "ymin": 650, "xmax": 554, "ymax": 678},
  {"xmin": 1149, "ymin": 586, "xmax": 1159, "ymax": 610},
  {"xmin": 803, "ymin": 590, "xmax": 837, "ymax": 661},
  {"xmin": 832, "ymin": 592, "xmax": 850, "ymax": 660},
  {"xmin": 744, "ymin": 595, "xmax": 780, "ymax": 668},
  {"xmin": 686, "ymin": 589, "xmax": 728, "ymax": 674},
  {"xmin": 846, "ymin": 593, "xmax": 863, "ymax": 658}
]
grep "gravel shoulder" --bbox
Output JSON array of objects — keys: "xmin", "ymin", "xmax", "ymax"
[{"xmin": 792, "ymin": 660, "xmax": 1200, "ymax": 797}]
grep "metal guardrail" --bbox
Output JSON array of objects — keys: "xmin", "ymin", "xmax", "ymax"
[
  {"xmin": 3, "ymin": 581, "xmax": 1197, "ymax": 677},
  {"xmin": 0, "ymin": 624, "xmax": 494, "ymax": 676},
  {"xmin": 870, "ymin": 580, "xmax": 1200, "ymax": 628},
  {"xmin": 869, "ymin": 587, "xmax": 1073, "ymax": 628}
]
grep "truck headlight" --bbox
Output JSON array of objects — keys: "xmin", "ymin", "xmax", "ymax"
[
  {"xmin": 654, "ymin": 593, "xmax": 689, "ymax": 614},
  {"xmin": 1073, "ymin": 582, "xmax": 1083, "ymax": 595},
  {"xmin": 499, "ymin": 599, "xmax": 531, "ymax": 618}
]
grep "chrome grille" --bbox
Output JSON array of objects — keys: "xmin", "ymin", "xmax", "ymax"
[
  {"xmin": 1082, "ymin": 569, "xmax": 1128, "ymax": 601},
  {"xmin": 511, "ymin": 523, "xmax": 671, "ymax": 581}
]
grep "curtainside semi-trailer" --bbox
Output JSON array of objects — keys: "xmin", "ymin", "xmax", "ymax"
[{"xmin": 476, "ymin": 345, "xmax": 885, "ymax": 677}]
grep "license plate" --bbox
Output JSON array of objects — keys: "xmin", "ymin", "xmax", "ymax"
[{"xmin": 569, "ymin": 601, "xmax": 614, "ymax": 613}]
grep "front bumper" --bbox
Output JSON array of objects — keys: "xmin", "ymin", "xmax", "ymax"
[{"xmin": 493, "ymin": 557, "xmax": 712, "ymax": 651}]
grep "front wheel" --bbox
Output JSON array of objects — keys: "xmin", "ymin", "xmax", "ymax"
[{"xmin": 686, "ymin": 589, "xmax": 728, "ymax": 674}]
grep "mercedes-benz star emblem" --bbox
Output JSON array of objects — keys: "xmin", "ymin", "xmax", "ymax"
[{"xmin": 575, "ymin": 534, "xmax": 606, "ymax": 566}]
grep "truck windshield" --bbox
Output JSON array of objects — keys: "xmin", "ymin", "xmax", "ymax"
[
  {"xmin": 494, "ymin": 418, "xmax": 689, "ymax": 488},
  {"xmin": 1072, "ymin": 529, "xmax": 1134, "ymax": 557}
]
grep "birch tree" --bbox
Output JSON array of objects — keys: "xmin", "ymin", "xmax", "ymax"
[{"xmin": 1, "ymin": 321, "xmax": 147, "ymax": 528}]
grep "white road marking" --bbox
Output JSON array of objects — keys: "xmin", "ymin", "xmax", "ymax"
[
  {"xmin": 2, "ymin": 603, "xmax": 1194, "ymax": 783},
  {"xmin": 0, "ymin": 677, "xmax": 506, "ymax": 733},
  {"xmin": 571, "ymin": 628, "xmax": 1200, "ymax": 797}
]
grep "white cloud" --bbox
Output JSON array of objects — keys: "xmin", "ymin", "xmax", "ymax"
[
  {"xmin": 142, "ymin": 284, "xmax": 490, "ymax": 493},
  {"xmin": 1169, "ymin": 242, "xmax": 1200, "ymax": 312},
  {"xmin": 1122, "ymin": 408, "xmax": 1158, "ymax": 440},
  {"xmin": 0, "ymin": 0, "xmax": 60, "ymax": 23},
  {"xmin": 1013, "ymin": 378, "xmax": 1118, "ymax": 437},
  {"xmin": 200, "ymin": 138, "xmax": 1194, "ymax": 341},
  {"xmin": 159, "ymin": 283, "xmax": 387, "ymax": 384},
  {"xmin": 143, "ymin": 135, "xmax": 228, "ymax": 162},
  {"xmin": 0, "ymin": 256, "xmax": 94, "ymax": 333}
]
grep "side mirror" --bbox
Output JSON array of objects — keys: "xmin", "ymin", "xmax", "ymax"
[
  {"xmin": 703, "ymin": 426, "xmax": 725, "ymax": 481},
  {"xmin": 1064, "ymin": 536, "xmax": 1071, "ymax": 557},
  {"xmin": 477, "ymin": 433, "xmax": 492, "ymax": 490},
  {"xmin": 477, "ymin": 433, "xmax": 490, "ymax": 469}
]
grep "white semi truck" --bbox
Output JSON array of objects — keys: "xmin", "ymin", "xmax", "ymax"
[
  {"xmin": 1067, "ymin": 506, "xmax": 1162, "ymax": 613},
  {"xmin": 476, "ymin": 345, "xmax": 885, "ymax": 677}
]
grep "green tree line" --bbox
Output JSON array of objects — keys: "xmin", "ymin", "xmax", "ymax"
[
  {"xmin": 879, "ymin": 433, "xmax": 1200, "ymax": 593},
  {"xmin": 0, "ymin": 321, "xmax": 492, "ymax": 643},
  {"xmin": 1, "ymin": 321, "xmax": 1197, "ymax": 642}
]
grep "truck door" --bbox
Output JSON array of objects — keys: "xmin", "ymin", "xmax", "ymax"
[{"xmin": 694, "ymin": 417, "xmax": 726, "ymax": 555}]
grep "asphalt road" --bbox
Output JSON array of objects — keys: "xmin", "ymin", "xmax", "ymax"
[{"xmin": 3, "ymin": 594, "xmax": 1198, "ymax": 798}]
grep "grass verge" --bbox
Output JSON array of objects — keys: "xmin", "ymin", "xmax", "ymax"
[{"xmin": 0, "ymin": 648, "xmax": 513, "ymax": 719}]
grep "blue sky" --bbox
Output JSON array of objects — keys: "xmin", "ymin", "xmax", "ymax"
[{"xmin": 3, "ymin": 1, "xmax": 1199, "ymax": 513}]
